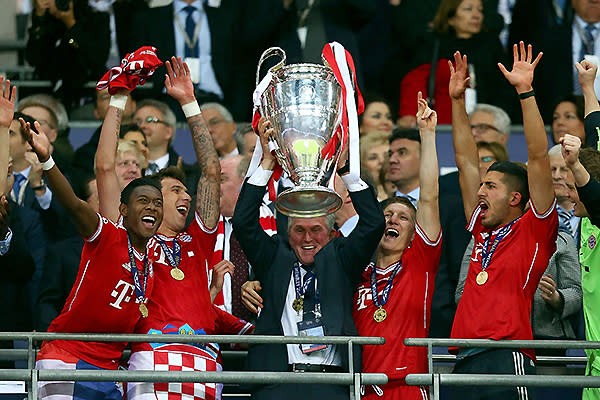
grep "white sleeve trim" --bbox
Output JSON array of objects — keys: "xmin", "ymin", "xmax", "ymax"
[
  {"xmin": 341, "ymin": 173, "xmax": 368, "ymax": 192},
  {"xmin": 85, "ymin": 213, "xmax": 104, "ymax": 242},
  {"xmin": 247, "ymin": 165, "xmax": 273, "ymax": 186},
  {"xmin": 195, "ymin": 211, "xmax": 219, "ymax": 234},
  {"xmin": 529, "ymin": 198, "xmax": 557, "ymax": 219},
  {"xmin": 467, "ymin": 205, "xmax": 482, "ymax": 233},
  {"xmin": 415, "ymin": 223, "xmax": 442, "ymax": 246}
]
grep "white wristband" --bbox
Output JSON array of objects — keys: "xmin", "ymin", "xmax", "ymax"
[
  {"xmin": 182, "ymin": 101, "xmax": 201, "ymax": 118},
  {"xmin": 109, "ymin": 95, "xmax": 128, "ymax": 110},
  {"xmin": 41, "ymin": 156, "xmax": 55, "ymax": 171}
]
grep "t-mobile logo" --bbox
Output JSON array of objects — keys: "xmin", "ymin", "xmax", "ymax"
[{"xmin": 109, "ymin": 280, "xmax": 135, "ymax": 310}]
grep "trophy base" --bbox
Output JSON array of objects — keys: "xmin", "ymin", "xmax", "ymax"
[{"xmin": 275, "ymin": 186, "xmax": 342, "ymax": 218}]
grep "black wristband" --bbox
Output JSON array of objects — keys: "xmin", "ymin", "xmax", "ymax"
[
  {"xmin": 30, "ymin": 184, "xmax": 46, "ymax": 191},
  {"xmin": 518, "ymin": 90, "xmax": 535, "ymax": 100},
  {"xmin": 337, "ymin": 163, "xmax": 350, "ymax": 176}
]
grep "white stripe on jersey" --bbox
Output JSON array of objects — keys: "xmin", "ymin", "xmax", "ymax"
[
  {"xmin": 423, "ymin": 271, "xmax": 429, "ymax": 329},
  {"xmin": 67, "ymin": 259, "xmax": 90, "ymax": 312},
  {"xmin": 522, "ymin": 243, "xmax": 539, "ymax": 290}
]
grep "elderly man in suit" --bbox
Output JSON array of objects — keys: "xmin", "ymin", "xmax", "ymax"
[{"xmin": 231, "ymin": 118, "xmax": 384, "ymax": 400}]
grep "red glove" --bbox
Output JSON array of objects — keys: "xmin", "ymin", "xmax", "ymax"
[{"xmin": 96, "ymin": 46, "xmax": 163, "ymax": 94}]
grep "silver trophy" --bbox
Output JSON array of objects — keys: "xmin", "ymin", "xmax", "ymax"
[{"xmin": 255, "ymin": 47, "xmax": 344, "ymax": 218}]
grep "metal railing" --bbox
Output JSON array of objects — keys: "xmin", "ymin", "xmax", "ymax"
[
  {"xmin": 0, "ymin": 332, "xmax": 386, "ymax": 400},
  {"xmin": 404, "ymin": 338, "xmax": 600, "ymax": 400}
]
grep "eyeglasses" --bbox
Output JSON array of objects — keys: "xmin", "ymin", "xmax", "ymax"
[
  {"xmin": 471, "ymin": 123, "xmax": 500, "ymax": 134},
  {"xmin": 135, "ymin": 116, "xmax": 168, "ymax": 126},
  {"xmin": 206, "ymin": 118, "xmax": 227, "ymax": 128},
  {"xmin": 480, "ymin": 156, "xmax": 496, "ymax": 163}
]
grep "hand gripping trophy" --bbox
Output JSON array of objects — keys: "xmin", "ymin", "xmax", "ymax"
[{"xmin": 251, "ymin": 42, "xmax": 364, "ymax": 217}]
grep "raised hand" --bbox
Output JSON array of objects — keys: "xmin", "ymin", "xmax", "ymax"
[
  {"xmin": 24, "ymin": 152, "xmax": 44, "ymax": 187},
  {"xmin": 20, "ymin": 119, "xmax": 51, "ymax": 163},
  {"xmin": 448, "ymin": 51, "xmax": 471, "ymax": 100},
  {"xmin": 416, "ymin": 91, "xmax": 437, "ymax": 132},
  {"xmin": 560, "ymin": 134, "xmax": 582, "ymax": 167},
  {"xmin": 576, "ymin": 60, "xmax": 598, "ymax": 90},
  {"xmin": 257, "ymin": 117, "xmax": 275, "ymax": 170},
  {"xmin": 498, "ymin": 41, "xmax": 542, "ymax": 93},
  {"xmin": 0, "ymin": 77, "xmax": 16, "ymax": 128},
  {"xmin": 164, "ymin": 56, "xmax": 195, "ymax": 105}
]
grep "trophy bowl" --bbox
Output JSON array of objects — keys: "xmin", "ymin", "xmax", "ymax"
[{"xmin": 256, "ymin": 47, "xmax": 343, "ymax": 218}]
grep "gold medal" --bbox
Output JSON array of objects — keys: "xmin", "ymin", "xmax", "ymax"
[
  {"xmin": 139, "ymin": 303, "xmax": 149, "ymax": 318},
  {"xmin": 292, "ymin": 297, "xmax": 304, "ymax": 312},
  {"xmin": 373, "ymin": 307, "xmax": 387, "ymax": 323},
  {"xmin": 476, "ymin": 270, "xmax": 488, "ymax": 285},
  {"xmin": 170, "ymin": 267, "xmax": 185, "ymax": 281}
]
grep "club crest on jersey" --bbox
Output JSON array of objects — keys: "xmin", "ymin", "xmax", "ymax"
[
  {"xmin": 179, "ymin": 233, "xmax": 192, "ymax": 243},
  {"xmin": 589, "ymin": 235, "xmax": 597, "ymax": 250}
]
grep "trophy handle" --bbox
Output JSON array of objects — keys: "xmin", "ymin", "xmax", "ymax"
[{"xmin": 256, "ymin": 47, "xmax": 287, "ymax": 87}]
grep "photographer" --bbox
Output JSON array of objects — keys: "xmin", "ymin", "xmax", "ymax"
[{"xmin": 26, "ymin": 0, "xmax": 110, "ymax": 110}]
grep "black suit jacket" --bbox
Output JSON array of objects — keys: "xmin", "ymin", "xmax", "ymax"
[{"xmin": 232, "ymin": 179, "xmax": 385, "ymax": 373}]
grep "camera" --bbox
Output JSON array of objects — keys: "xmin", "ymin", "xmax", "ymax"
[{"xmin": 55, "ymin": 0, "xmax": 71, "ymax": 11}]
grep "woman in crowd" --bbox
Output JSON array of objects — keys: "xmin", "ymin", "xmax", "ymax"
[
  {"xmin": 397, "ymin": 0, "xmax": 512, "ymax": 127},
  {"xmin": 114, "ymin": 139, "xmax": 145, "ymax": 192},
  {"xmin": 120, "ymin": 123, "xmax": 149, "ymax": 170},
  {"xmin": 476, "ymin": 141, "xmax": 508, "ymax": 179},
  {"xmin": 359, "ymin": 95, "xmax": 394, "ymax": 136},
  {"xmin": 360, "ymin": 131, "xmax": 391, "ymax": 201},
  {"xmin": 552, "ymin": 95, "xmax": 585, "ymax": 146}
]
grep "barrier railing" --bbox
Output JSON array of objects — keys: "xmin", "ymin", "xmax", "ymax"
[
  {"xmin": 404, "ymin": 338, "xmax": 600, "ymax": 400},
  {"xmin": 0, "ymin": 332, "xmax": 386, "ymax": 400}
]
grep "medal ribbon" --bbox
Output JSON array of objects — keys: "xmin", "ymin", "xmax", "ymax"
[
  {"xmin": 292, "ymin": 262, "xmax": 320, "ymax": 305},
  {"xmin": 369, "ymin": 260, "xmax": 403, "ymax": 309},
  {"xmin": 127, "ymin": 236, "xmax": 149, "ymax": 305},
  {"xmin": 157, "ymin": 236, "xmax": 181, "ymax": 269},
  {"xmin": 480, "ymin": 219, "xmax": 518, "ymax": 270}
]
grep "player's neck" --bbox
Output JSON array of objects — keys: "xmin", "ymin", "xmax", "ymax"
[
  {"xmin": 157, "ymin": 224, "xmax": 178, "ymax": 238},
  {"xmin": 376, "ymin": 251, "xmax": 403, "ymax": 270},
  {"xmin": 129, "ymin": 233, "xmax": 149, "ymax": 253}
]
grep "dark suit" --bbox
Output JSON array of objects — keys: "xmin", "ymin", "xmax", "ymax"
[
  {"xmin": 131, "ymin": 0, "xmax": 293, "ymax": 121},
  {"xmin": 231, "ymin": 179, "xmax": 384, "ymax": 399}
]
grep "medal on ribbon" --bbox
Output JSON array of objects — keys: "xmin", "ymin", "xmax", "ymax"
[
  {"xmin": 292, "ymin": 262, "xmax": 317, "ymax": 313},
  {"xmin": 369, "ymin": 260, "xmax": 403, "ymax": 323},
  {"xmin": 157, "ymin": 236, "xmax": 184, "ymax": 281},
  {"xmin": 127, "ymin": 236, "xmax": 150, "ymax": 318},
  {"xmin": 478, "ymin": 219, "xmax": 518, "ymax": 286}
]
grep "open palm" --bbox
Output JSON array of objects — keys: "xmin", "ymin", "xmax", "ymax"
[
  {"xmin": 0, "ymin": 77, "xmax": 16, "ymax": 128},
  {"xmin": 448, "ymin": 51, "xmax": 470, "ymax": 100},
  {"xmin": 21, "ymin": 119, "xmax": 51, "ymax": 162},
  {"xmin": 164, "ymin": 56, "xmax": 195, "ymax": 104},
  {"xmin": 498, "ymin": 41, "xmax": 542, "ymax": 91}
]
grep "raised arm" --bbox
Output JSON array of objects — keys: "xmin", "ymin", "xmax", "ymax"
[
  {"xmin": 415, "ymin": 91, "xmax": 441, "ymax": 240},
  {"xmin": 22, "ymin": 120, "xmax": 98, "ymax": 238},
  {"xmin": 498, "ymin": 42, "xmax": 554, "ymax": 213},
  {"xmin": 576, "ymin": 60, "xmax": 600, "ymax": 117},
  {"xmin": 164, "ymin": 57, "xmax": 220, "ymax": 229},
  {"xmin": 561, "ymin": 134, "xmax": 590, "ymax": 187},
  {"xmin": 0, "ymin": 77, "xmax": 16, "ymax": 196},
  {"xmin": 449, "ymin": 51, "xmax": 480, "ymax": 220},
  {"xmin": 95, "ymin": 89, "xmax": 131, "ymax": 222}
]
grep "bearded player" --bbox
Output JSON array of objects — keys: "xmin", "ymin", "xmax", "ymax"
[
  {"xmin": 353, "ymin": 93, "xmax": 441, "ymax": 400},
  {"xmin": 94, "ymin": 56, "xmax": 251, "ymax": 400},
  {"xmin": 22, "ymin": 118, "xmax": 163, "ymax": 400},
  {"xmin": 447, "ymin": 43, "xmax": 557, "ymax": 400}
]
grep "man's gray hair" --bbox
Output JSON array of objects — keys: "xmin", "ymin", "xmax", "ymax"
[
  {"xmin": 136, "ymin": 99, "xmax": 176, "ymax": 127},
  {"xmin": 234, "ymin": 122, "xmax": 254, "ymax": 154},
  {"xmin": 201, "ymin": 102, "xmax": 234, "ymax": 122},
  {"xmin": 288, "ymin": 213, "xmax": 337, "ymax": 232},
  {"xmin": 471, "ymin": 103, "xmax": 511, "ymax": 137},
  {"xmin": 548, "ymin": 144, "xmax": 563, "ymax": 157},
  {"xmin": 17, "ymin": 94, "xmax": 69, "ymax": 132}
]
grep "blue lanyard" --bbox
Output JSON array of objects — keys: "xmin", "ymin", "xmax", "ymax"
[
  {"xmin": 369, "ymin": 260, "xmax": 403, "ymax": 309},
  {"xmin": 127, "ymin": 236, "xmax": 149, "ymax": 304},
  {"xmin": 292, "ymin": 262, "xmax": 319, "ymax": 301},
  {"xmin": 156, "ymin": 236, "xmax": 181, "ymax": 268},
  {"xmin": 480, "ymin": 218, "xmax": 518, "ymax": 270}
]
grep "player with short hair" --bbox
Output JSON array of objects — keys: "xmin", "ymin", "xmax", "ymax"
[
  {"xmin": 22, "ymin": 118, "xmax": 163, "ymax": 400},
  {"xmin": 447, "ymin": 44, "xmax": 558, "ymax": 400},
  {"xmin": 353, "ymin": 93, "xmax": 442, "ymax": 400}
]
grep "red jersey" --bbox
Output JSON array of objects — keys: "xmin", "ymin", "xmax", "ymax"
[
  {"xmin": 451, "ymin": 201, "xmax": 558, "ymax": 360},
  {"xmin": 47, "ymin": 215, "xmax": 156, "ymax": 369},
  {"xmin": 353, "ymin": 224, "xmax": 441, "ymax": 391},
  {"xmin": 132, "ymin": 212, "xmax": 251, "ymax": 352}
]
